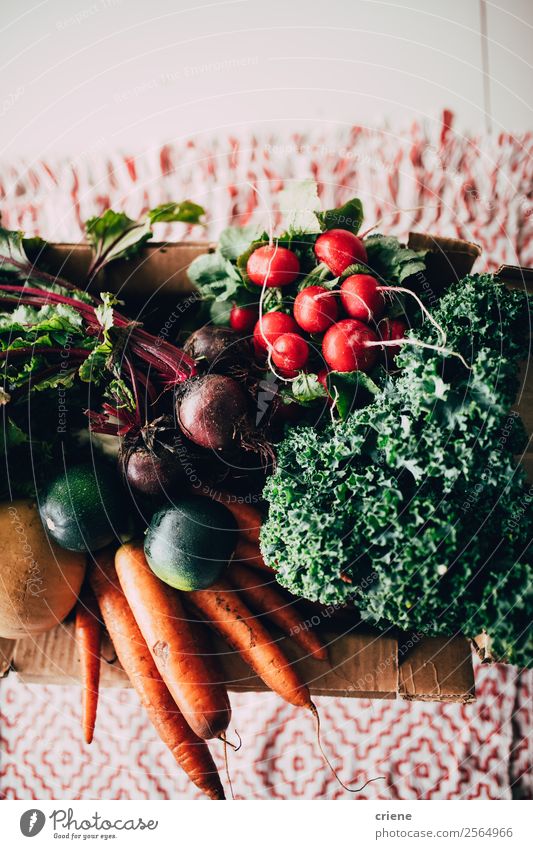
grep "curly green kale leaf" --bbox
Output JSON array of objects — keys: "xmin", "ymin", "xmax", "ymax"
[{"xmin": 261, "ymin": 274, "xmax": 532, "ymax": 664}]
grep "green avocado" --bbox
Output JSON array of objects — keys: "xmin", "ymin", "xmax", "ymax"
[
  {"xmin": 39, "ymin": 462, "xmax": 126, "ymax": 552},
  {"xmin": 144, "ymin": 496, "xmax": 237, "ymax": 591}
]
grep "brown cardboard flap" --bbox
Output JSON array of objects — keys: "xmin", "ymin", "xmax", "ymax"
[
  {"xmin": 399, "ymin": 635, "xmax": 475, "ymax": 702},
  {"xmin": 496, "ymin": 265, "xmax": 533, "ymax": 292},
  {"xmin": 214, "ymin": 626, "xmax": 399, "ymax": 699},
  {"xmin": 10, "ymin": 622, "xmax": 129, "ymax": 687},
  {"xmin": 472, "ymin": 632, "xmax": 495, "ymax": 664},
  {"xmin": 32, "ymin": 241, "xmax": 212, "ymax": 297},
  {"xmin": 10, "ymin": 622, "xmax": 399, "ymax": 699},
  {"xmin": 0, "ymin": 637, "xmax": 16, "ymax": 677},
  {"xmin": 7, "ymin": 621, "xmax": 476, "ymax": 703},
  {"xmin": 408, "ymin": 232, "xmax": 481, "ymax": 289}
]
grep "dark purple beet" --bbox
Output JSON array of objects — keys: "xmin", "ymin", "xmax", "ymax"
[
  {"xmin": 119, "ymin": 417, "xmax": 184, "ymax": 497},
  {"xmin": 183, "ymin": 326, "xmax": 249, "ymax": 373},
  {"xmin": 123, "ymin": 447, "xmax": 181, "ymax": 496},
  {"xmin": 176, "ymin": 374, "xmax": 250, "ymax": 452}
]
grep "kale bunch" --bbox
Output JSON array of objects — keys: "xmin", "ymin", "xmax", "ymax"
[{"xmin": 261, "ymin": 274, "xmax": 532, "ymax": 666}]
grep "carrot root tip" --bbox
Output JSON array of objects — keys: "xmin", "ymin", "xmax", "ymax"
[
  {"xmin": 309, "ymin": 702, "xmax": 387, "ymax": 793},
  {"xmin": 220, "ymin": 733, "xmax": 237, "ymax": 800},
  {"xmin": 217, "ymin": 729, "xmax": 242, "ymax": 752}
]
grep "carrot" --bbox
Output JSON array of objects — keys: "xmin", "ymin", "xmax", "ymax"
[
  {"xmin": 229, "ymin": 564, "xmax": 328, "ymax": 662},
  {"xmin": 189, "ymin": 579, "xmax": 312, "ymax": 710},
  {"xmin": 115, "ymin": 542, "xmax": 230, "ymax": 740},
  {"xmin": 199, "ymin": 490, "xmax": 262, "ymax": 545},
  {"xmin": 90, "ymin": 549, "xmax": 225, "ymax": 801},
  {"xmin": 75, "ymin": 583, "xmax": 101, "ymax": 744},
  {"xmin": 234, "ymin": 538, "xmax": 272, "ymax": 572},
  {"xmin": 182, "ymin": 601, "xmax": 229, "ymax": 690}
]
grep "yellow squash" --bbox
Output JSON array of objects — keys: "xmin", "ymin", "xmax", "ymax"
[{"xmin": 0, "ymin": 500, "xmax": 86, "ymax": 639}]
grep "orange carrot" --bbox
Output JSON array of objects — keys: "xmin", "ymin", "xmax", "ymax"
[
  {"xmin": 115, "ymin": 542, "xmax": 230, "ymax": 740},
  {"xmin": 229, "ymin": 563, "xmax": 328, "ymax": 661},
  {"xmin": 90, "ymin": 549, "xmax": 225, "ymax": 801},
  {"xmin": 234, "ymin": 538, "xmax": 272, "ymax": 572},
  {"xmin": 189, "ymin": 579, "xmax": 312, "ymax": 709},
  {"xmin": 198, "ymin": 490, "xmax": 262, "ymax": 545},
  {"xmin": 183, "ymin": 602, "xmax": 229, "ymax": 690},
  {"xmin": 75, "ymin": 583, "xmax": 101, "ymax": 744}
]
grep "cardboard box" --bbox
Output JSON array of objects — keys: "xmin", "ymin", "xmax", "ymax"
[
  {"xmin": 407, "ymin": 232, "xmax": 482, "ymax": 291},
  {"xmin": 30, "ymin": 240, "xmax": 211, "ymax": 298},
  {"xmin": 3, "ymin": 232, "xmax": 530, "ymax": 703},
  {"xmin": 0, "ymin": 625, "xmax": 475, "ymax": 703}
]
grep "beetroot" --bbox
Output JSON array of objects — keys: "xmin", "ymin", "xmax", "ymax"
[
  {"xmin": 119, "ymin": 417, "xmax": 184, "ymax": 497},
  {"xmin": 123, "ymin": 447, "xmax": 181, "ymax": 496},
  {"xmin": 176, "ymin": 375, "xmax": 250, "ymax": 452},
  {"xmin": 183, "ymin": 326, "xmax": 249, "ymax": 373}
]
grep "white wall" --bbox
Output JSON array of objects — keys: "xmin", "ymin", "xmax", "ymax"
[{"xmin": 0, "ymin": 0, "xmax": 531, "ymax": 158}]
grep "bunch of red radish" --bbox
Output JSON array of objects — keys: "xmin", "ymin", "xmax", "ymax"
[{"xmin": 228, "ymin": 228, "xmax": 408, "ymax": 380}]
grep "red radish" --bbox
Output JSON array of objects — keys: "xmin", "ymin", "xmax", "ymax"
[
  {"xmin": 340, "ymin": 275, "xmax": 385, "ymax": 322},
  {"xmin": 276, "ymin": 366, "xmax": 299, "ymax": 379},
  {"xmin": 340, "ymin": 278, "xmax": 448, "ymax": 356},
  {"xmin": 317, "ymin": 368, "xmax": 330, "ymax": 391},
  {"xmin": 341, "ymin": 280, "xmax": 447, "ymax": 346},
  {"xmin": 322, "ymin": 319, "xmax": 379, "ymax": 373},
  {"xmin": 314, "ymin": 229, "xmax": 367, "ymax": 277},
  {"xmin": 247, "ymin": 245, "xmax": 300, "ymax": 288},
  {"xmin": 317, "ymin": 368, "xmax": 334, "ymax": 405},
  {"xmin": 272, "ymin": 333, "xmax": 309, "ymax": 372},
  {"xmin": 293, "ymin": 286, "xmax": 338, "ymax": 333},
  {"xmin": 253, "ymin": 311, "xmax": 298, "ymax": 353},
  {"xmin": 378, "ymin": 317, "xmax": 408, "ymax": 363},
  {"xmin": 230, "ymin": 305, "xmax": 257, "ymax": 333}
]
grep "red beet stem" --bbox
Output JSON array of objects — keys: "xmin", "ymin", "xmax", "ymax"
[
  {"xmin": 134, "ymin": 368, "xmax": 158, "ymax": 404},
  {"xmin": 87, "ymin": 403, "xmax": 138, "ymax": 436},
  {"xmin": 0, "ymin": 346, "xmax": 91, "ymax": 361},
  {"xmin": 0, "ymin": 254, "xmax": 99, "ymax": 304}
]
